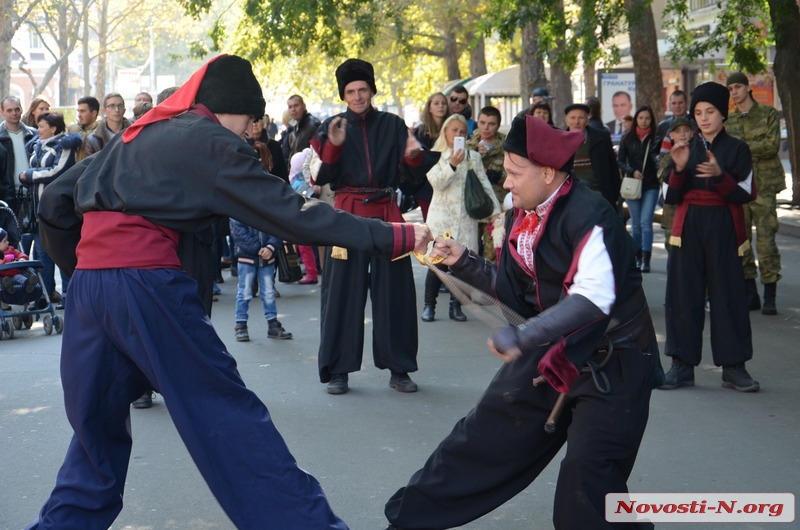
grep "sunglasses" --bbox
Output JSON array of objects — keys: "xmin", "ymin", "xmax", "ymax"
[{"xmin": 450, "ymin": 97, "xmax": 468, "ymax": 105}]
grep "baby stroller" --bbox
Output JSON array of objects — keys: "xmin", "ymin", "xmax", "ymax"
[
  {"xmin": 0, "ymin": 259, "xmax": 62, "ymax": 339},
  {"xmin": 0, "ymin": 200, "xmax": 63, "ymax": 339}
]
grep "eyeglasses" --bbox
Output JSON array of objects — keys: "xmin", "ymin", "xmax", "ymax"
[
  {"xmin": 105, "ymin": 104, "xmax": 125, "ymax": 111},
  {"xmin": 450, "ymin": 97, "xmax": 468, "ymax": 105}
]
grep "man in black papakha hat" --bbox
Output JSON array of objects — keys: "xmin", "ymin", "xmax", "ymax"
[
  {"xmin": 385, "ymin": 115, "xmax": 662, "ymax": 530},
  {"xmin": 311, "ymin": 58, "xmax": 426, "ymax": 395},
  {"xmin": 27, "ymin": 54, "xmax": 432, "ymax": 529}
]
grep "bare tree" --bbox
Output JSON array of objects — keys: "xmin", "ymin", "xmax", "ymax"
[{"xmin": 0, "ymin": 0, "xmax": 46, "ymax": 98}]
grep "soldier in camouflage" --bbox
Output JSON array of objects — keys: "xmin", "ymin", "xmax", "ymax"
[
  {"xmin": 467, "ymin": 106, "xmax": 507, "ymax": 261},
  {"xmin": 726, "ymin": 72, "xmax": 784, "ymax": 315}
]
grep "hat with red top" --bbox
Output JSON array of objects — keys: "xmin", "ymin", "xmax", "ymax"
[{"xmin": 503, "ymin": 115, "xmax": 585, "ymax": 173}]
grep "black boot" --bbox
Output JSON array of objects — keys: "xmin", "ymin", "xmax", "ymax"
[
  {"xmin": 634, "ymin": 249, "xmax": 642, "ymax": 269},
  {"xmin": 745, "ymin": 278, "xmax": 761, "ymax": 311},
  {"xmin": 640, "ymin": 251, "xmax": 651, "ymax": 273},
  {"xmin": 422, "ymin": 270, "xmax": 439, "ymax": 322},
  {"xmin": 449, "ymin": 299, "xmax": 466, "ymax": 322},
  {"xmin": 761, "ymin": 282, "xmax": 777, "ymax": 315}
]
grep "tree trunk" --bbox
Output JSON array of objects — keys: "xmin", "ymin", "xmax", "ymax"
[
  {"xmin": 468, "ymin": 35, "xmax": 486, "ymax": 78},
  {"xmin": 443, "ymin": 27, "xmax": 461, "ymax": 81},
  {"xmin": 584, "ymin": 60, "xmax": 597, "ymax": 98},
  {"xmin": 58, "ymin": 4, "xmax": 69, "ymax": 105},
  {"xmin": 520, "ymin": 22, "xmax": 548, "ymax": 102},
  {"xmin": 549, "ymin": 0, "xmax": 572, "ymax": 127},
  {"xmin": 0, "ymin": 0, "xmax": 14, "ymax": 99},
  {"xmin": 95, "ymin": 0, "xmax": 109, "ymax": 98},
  {"xmin": 768, "ymin": 0, "xmax": 799, "ymax": 206},
  {"xmin": 82, "ymin": 0, "xmax": 90, "ymax": 96},
  {"xmin": 625, "ymin": 0, "xmax": 664, "ymax": 120}
]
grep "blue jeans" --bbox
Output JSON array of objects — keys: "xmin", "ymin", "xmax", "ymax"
[
  {"xmin": 21, "ymin": 231, "xmax": 56, "ymax": 297},
  {"xmin": 625, "ymin": 188, "xmax": 659, "ymax": 252},
  {"xmin": 235, "ymin": 261, "xmax": 277, "ymax": 323}
]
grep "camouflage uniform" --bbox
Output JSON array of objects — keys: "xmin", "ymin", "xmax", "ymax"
[
  {"xmin": 468, "ymin": 130, "xmax": 506, "ymax": 261},
  {"xmin": 726, "ymin": 101, "xmax": 784, "ymax": 284}
]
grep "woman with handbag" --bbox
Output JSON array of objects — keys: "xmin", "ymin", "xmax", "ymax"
[
  {"xmin": 422, "ymin": 114, "xmax": 500, "ymax": 322},
  {"xmin": 618, "ymin": 105, "xmax": 659, "ymax": 272}
]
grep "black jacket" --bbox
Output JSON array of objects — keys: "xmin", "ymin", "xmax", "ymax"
[
  {"xmin": 37, "ymin": 111, "xmax": 414, "ymax": 277},
  {"xmin": 451, "ymin": 178, "xmax": 660, "ymax": 391},
  {"xmin": 582, "ymin": 126, "xmax": 621, "ymax": 205},
  {"xmin": 617, "ymin": 131, "xmax": 659, "ymax": 192},
  {"xmin": 0, "ymin": 123, "xmax": 36, "ymax": 210},
  {"xmin": 315, "ymin": 107, "xmax": 412, "ymax": 191}
]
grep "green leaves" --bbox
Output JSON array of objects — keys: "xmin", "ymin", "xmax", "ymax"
[{"xmin": 663, "ymin": 0, "xmax": 772, "ymax": 73}]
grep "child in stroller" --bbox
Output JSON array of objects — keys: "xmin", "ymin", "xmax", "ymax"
[{"xmin": 0, "ymin": 227, "xmax": 45, "ymax": 306}]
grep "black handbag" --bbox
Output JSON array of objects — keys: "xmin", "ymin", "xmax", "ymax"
[
  {"xmin": 276, "ymin": 242, "xmax": 303, "ymax": 283},
  {"xmin": 16, "ymin": 186, "xmax": 37, "ymax": 234},
  {"xmin": 463, "ymin": 153, "xmax": 494, "ymax": 220}
]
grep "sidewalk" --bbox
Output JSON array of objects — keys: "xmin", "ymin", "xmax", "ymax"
[{"xmin": 776, "ymin": 159, "xmax": 799, "ymax": 238}]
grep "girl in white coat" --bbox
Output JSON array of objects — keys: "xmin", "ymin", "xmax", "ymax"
[{"xmin": 422, "ymin": 114, "xmax": 500, "ymax": 322}]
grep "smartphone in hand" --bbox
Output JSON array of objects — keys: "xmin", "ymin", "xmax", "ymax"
[{"xmin": 454, "ymin": 136, "xmax": 465, "ymax": 152}]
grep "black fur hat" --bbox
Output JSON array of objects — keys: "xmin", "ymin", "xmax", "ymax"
[
  {"xmin": 690, "ymin": 82, "xmax": 730, "ymax": 121},
  {"xmin": 335, "ymin": 59, "xmax": 377, "ymax": 100},
  {"xmin": 195, "ymin": 56, "xmax": 265, "ymax": 119}
]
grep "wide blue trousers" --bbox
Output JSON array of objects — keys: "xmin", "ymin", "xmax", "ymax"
[{"xmin": 27, "ymin": 268, "xmax": 347, "ymax": 530}]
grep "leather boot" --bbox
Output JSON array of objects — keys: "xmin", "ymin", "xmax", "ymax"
[
  {"xmin": 635, "ymin": 249, "xmax": 642, "ymax": 269},
  {"xmin": 422, "ymin": 270, "xmax": 439, "ymax": 322},
  {"xmin": 761, "ymin": 282, "xmax": 777, "ymax": 315},
  {"xmin": 449, "ymin": 300, "xmax": 467, "ymax": 322},
  {"xmin": 640, "ymin": 251, "xmax": 651, "ymax": 273},
  {"xmin": 745, "ymin": 278, "xmax": 761, "ymax": 311}
]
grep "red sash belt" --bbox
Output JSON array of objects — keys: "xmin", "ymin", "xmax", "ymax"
[
  {"xmin": 77, "ymin": 211, "xmax": 181, "ymax": 270},
  {"xmin": 333, "ymin": 187, "xmax": 403, "ymax": 222},
  {"xmin": 669, "ymin": 190, "xmax": 749, "ymax": 256}
]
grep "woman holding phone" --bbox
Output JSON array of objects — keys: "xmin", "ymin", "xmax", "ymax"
[{"xmin": 421, "ymin": 114, "xmax": 499, "ymax": 322}]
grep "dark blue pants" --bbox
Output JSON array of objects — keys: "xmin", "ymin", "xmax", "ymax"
[{"xmin": 27, "ymin": 268, "xmax": 347, "ymax": 530}]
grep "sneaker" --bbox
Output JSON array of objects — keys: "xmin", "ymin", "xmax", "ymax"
[
  {"xmin": 298, "ymin": 275, "xmax": 318, "ymax": 285},
  {"xmin": 389, "ymin": 372, "xmax": 418, "ymax": 393},
  {"xmin": 722, "ymin": 364, "xmax": 760, "ymax": 392},
  {"xmin": 659, "ymin": 359, "xmax": 695, "ymax": 390},
  {"xmin": 234, "ymin": 322, "xmax": 249, "ymax": 342},
  {"xmin": 1, "ymin": 276, "xmax": 16, "ymax": 294},
  {"xmin": 267, "ymin": 320, "xmax": 293, "ymax": 340},
  {"xmin": 132, "ymin": 392, "xmax": 154, "ymax": 409},
  {"xmin": 327, "ymin": 373, "xmax": 349, "ymax": 394}
]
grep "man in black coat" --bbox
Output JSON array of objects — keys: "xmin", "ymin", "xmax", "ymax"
[
  {"xmin": 565, "ymin": 103, "xmax": 621, "ymax": 207},
  {"xmin": 385, "ymin": 115, "xmax": 660, "ymax": 530}
]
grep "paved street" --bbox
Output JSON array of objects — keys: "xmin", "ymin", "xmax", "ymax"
[{"xmin": 1, "ymin": 224, "xmax": 799, "ymax": 529}]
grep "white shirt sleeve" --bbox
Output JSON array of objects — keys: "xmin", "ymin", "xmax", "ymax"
[{"xmin": 567, "ymin": 225, "xmax": 616, "ymax": 315}]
